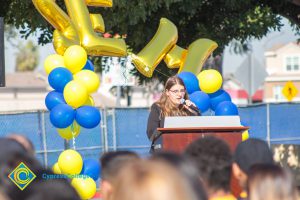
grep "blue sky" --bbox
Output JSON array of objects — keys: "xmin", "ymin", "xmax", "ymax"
[{"xmin": 4, "ymin": 18, "xmax": 299, "ymax": 74}]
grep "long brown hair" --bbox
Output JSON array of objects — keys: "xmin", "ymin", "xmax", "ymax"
[{"xmin": 156, "ymin": 76, "xmax": 190, "ymax": 117}]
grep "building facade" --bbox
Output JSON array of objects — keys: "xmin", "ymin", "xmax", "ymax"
[{"xmin": 264, "ymin": 42, "xmax": 300, "ymax": 103}]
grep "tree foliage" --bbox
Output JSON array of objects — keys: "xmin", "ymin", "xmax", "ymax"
[
  {"xmin": 15, "ymin": 40, "xmax": 39, "ymax": 72},
  {"xmin": 2, "ymin": 0, "xmax": 300, "ymax": 81}
]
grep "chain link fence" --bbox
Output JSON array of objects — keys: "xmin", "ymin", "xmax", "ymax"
[{"xmin": 0, "ymin": 103, "xmax": 300, "ymax": 168}]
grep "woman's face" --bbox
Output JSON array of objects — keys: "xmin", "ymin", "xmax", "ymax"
[{"xmin": 166, "ymin": 84, "xmax": 186, "ymax": 105}]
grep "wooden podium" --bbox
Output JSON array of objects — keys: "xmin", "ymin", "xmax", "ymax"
[
  {"xmin": 154, "ymin": 126, "xmax": 248, "ymax": 197},
  {"xmin": 155, "ymin": 126, "xmax": 248, "ymax": 153}
]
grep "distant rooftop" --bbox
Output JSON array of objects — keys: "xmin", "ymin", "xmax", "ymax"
[
  {"xmin": 4, "ymin": 71, "xmax": 47, "ymax": 89},
  {"xmin": 266, "ymin": 41, "xmax": 299, "ymax": 52}
]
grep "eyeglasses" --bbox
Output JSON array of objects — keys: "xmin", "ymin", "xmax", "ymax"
[{"xmin": 169, "ymin": 89, "xmax": 186, "ymax": 94}]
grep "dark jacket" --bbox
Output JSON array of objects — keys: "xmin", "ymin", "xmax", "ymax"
[{"xmin": 146, "ymin": 103, "xmax": 200, "ymax": 141}]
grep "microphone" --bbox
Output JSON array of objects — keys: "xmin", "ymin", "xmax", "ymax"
[{"xmin": 180, "ymin": 98, "xmax": 200, "ymax": 114}]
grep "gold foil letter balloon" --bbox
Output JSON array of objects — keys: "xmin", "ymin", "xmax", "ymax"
[
  {"xmin": 131, "ymin": 18, "xmax": 178, "ymax": 78},
  {"xmin": 32, "ymin": 0, "xmax": 126, "ymax": 57},
  {"xmin": 179, "ymin": 39, "xmax": 218, "ymax": 75},
  {"xmin": 164, "ymin": 45, "xmax": 187, "ymax": 69}
]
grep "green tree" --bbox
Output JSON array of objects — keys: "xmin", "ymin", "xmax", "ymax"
[
  {"xmin": 15, "ymin": 40, "xmax": 39, "ymax": 71},
  {"xmin": 2, "ymin": 0, "xmax": 300, "ymax": 81}
]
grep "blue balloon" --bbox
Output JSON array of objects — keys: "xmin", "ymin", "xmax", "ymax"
[
  {"xmin": 189, "ymin": 91, "xmax": 210, "ymax": 113},
  {"xmin": 75, "ymin": 106, "xmax": 101, "ymax": 129},
  {"xmin": 83, "ymin": 60, "xmax": 94, "ymax": 71},
  {"xmin": 81, "ymin": 159, "xmax": 100, "ymax": 181},
  {"xmin": 209, "ymin": 89, "xmax": 232, "ymax": 111},
  {"xmin": 215, "ymin": 101, "xmax": 239, "ymax": 116},
  {"xmin": 45, "ymin": 91, "xmax": 66, "ymax": 110},
  {"xmin": 177, "ymin": 72, "xmax": 200, "ymax": 94},
  {"xmin": 50, "ymin": 104, "xmax": 75, "ymax": 128},
  {"xmin": 48, "ymin": 67, "xmax": 73, "ymax": 92}
]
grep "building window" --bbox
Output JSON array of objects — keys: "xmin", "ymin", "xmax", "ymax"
[
  {"xmin": 273, "ymin": 85, "xmax": 284, "ymax": 101},
  {"xmin": 286, "ymin": 56, "xmax": 299, "ymax": 72}
]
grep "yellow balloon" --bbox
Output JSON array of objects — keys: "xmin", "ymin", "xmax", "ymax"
[
  {"xmin": 64, "ymin": 80, "xmax": 88, "ymax": 108},
  {"xmin": 52, "ymin": 162, "xmax": 61, "ymax": 174},
  {"xmin": 131, "ymin": 18, "xmax": 178, "ymax": 78},
  {"xmin": 242, "ymin": 130, "xmax": 250, "ymax": 141},
  {"xmin": 64, "ymin": 45, "xmax": 87, "ymax": 74},
  {"xmin": 84, "ymin": 96, "xmax": 95, "ymax": 106},
  {"xmin": 58, "ymin": 149, "xmax": 83, "ymax": 175},
  {"xmin": 44, "ymin": 54, "xmax": 65, "ymax": 74},
  {"xmin": 178, "ymin": 39, "xmax": 218, "ymax": 75},
  {"xmin": 57, "ymin": 121, "xmax": 81, "ymax": 140},
  {"xmin": 197, "ymin": 69, "xmax": 223, "ymax": 94},
  {"xmin": 71, "ymin": 177, "xmax": 96, "ymax": 200},
  {"xmin": 74, "ymin": 70, "xmax": 100, "ymax": 93}
]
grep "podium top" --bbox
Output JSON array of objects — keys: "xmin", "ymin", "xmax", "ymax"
[{"xmin": 164, "ymin": 116, "xmax": 242, "ymax": 128}]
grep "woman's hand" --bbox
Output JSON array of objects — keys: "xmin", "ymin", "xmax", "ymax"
[
  {"xmin": 183, "ymin": 100, "xmax": 198, "ymax": 114},
  {"xmin": 184, "ymin": 100, "xmax": 196, "ymax": 107}
]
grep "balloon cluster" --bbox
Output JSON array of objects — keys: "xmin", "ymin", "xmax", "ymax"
[
  {"xmin": 44, "ymin": 45, "xmax": 101, "ymax": 199},
  {"xmin": 178, "ymin": 70, "xmax": 249, "ymax": 140},
  {"xmin": 44, "ymin": 45, "xmax": 101, "ymax": 140},
  {"xmin": 178, "ymin": 70, "xmax": 238, "ymax": 115},
  {"xmin": 52, "ymin": 150, "xmax": 100, "ymax": 199}
]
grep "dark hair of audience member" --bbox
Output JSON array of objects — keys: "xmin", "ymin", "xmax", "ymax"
[
  {"xmin": 6, "ymin": 134, "xmax": 35, "ymax": 156},
  {"xmin": 108, "ymin": 159, "xmax": 199, "ymax": 200},
  {"xmin": 100, "ymin": 150, "xmax": 140, "ymax": 181},
  {"xmin": 184, "ymin": 136, "xmax": 233, "ymax": 193},
  {"xmin": 248, "ymin": 164, "xmax": 298, "ymax": 200},
  {"xmin": 151, "ymin": 151, "xmax": 208, "ymax": 200},
  {"xmin": 22, "ymin": 169, "xmax": 81, "ymax": 200},
  {"xmin": 0, "ymin": 138, "xmax": 42, "ymax": 200}
]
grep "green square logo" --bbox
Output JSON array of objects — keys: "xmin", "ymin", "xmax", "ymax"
[{"xmin": 8, "ymin": 162, "xmax": 36, "ymax": 190}]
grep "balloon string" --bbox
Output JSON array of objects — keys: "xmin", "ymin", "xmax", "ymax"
[
  {"xmin": 121, "ymin": 57, "xmax": 129, "ymax": 85},
  {"xmin": 71, "ymin": 123, "xmax": 76, "ymax": 150}
]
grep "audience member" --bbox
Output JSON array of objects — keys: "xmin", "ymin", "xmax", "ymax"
[
  {"xmin": 108, "ymin": 159, "xmax": 198, "ymax": 200},
  {"xmin": 184, "ymin": 136, "xmax": 235, "ymax": 200},
  {"xmin": 232, "ymin": 138, "xmax": 273, "ymax": 200},
  {"xmin": 23, "ymin": 169, "xmax": 81, "ymax": 200},
  {"xmin": 151, "ymin": 151, "xmax": 208, "ymax": 200},
  {"xmin": 248, "ymin": 164, "xmax": 298, "ymax": 200},
  {"xmin": 7, "ymin": 134, "xmax": 35, "ymax": 156},
  {"xmin": 100, "ymin": 151, "xmax": 140, "ymax": 200},
  {"xmin": 0, "ymin": 138, "xmax": 42, "ymax": 200}
]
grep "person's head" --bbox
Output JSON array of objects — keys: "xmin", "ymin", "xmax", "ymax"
[
  {"xmin": 12, "ymin": 169, "xmax": 80, "ymax": 200},
  {"xmin": 233, "ymin": 138, "xmax": 273, "ymax": 189},
  {"xmin": 6, "ymin": 134, "xmax": 35, "ymax": 156},
  {"xmin": 0, "ymin": 138, "xmax": 42, "ymax": 200},
  {"xmin": 109, "ymin": 159, "xmax": 198, "ymax": 200},
  {"xmin": 151, "ymin": 151, "xmax": 207, "ymax": 200},
  {"xmin": 100, "ymin": 151, "xmax": 140, "ymax": 200},
  {"xmin": 248, "ymin": 164, "xmax": 298, "ymax": 200},
  {"xmin": 184, "ymin": 136, "xmax": 232, "ymax": 196},
  {"xmin": 157, "ymin": 76, "xmax": 190, "ymax": 116},
  {"xmin": 0, "ymin": 190, "xmax": 9, "ymax": 200}
]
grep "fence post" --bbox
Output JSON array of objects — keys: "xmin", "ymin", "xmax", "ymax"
[
  {"xmin": 266, "ymin": 103, "xmax": 271, "ymax": 147},
  {"xmin": 38, "ymin": 111, "xmax": 48, "ymax": 168},
  {"xmin": 101, "ymin": 108, "xmax": 109, "ymax": 152},
  {"xmin": 111, "ymin": 108, "xmax": 117, "ymax": 151}
]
